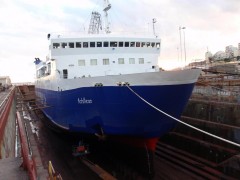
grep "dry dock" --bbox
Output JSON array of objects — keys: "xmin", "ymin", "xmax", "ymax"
[
  {"xmin": 157, "ymin": 73, "xmax": 240, "ymax": 179},
  {"xmin": 0, "ymin": 72, "xmax": 240, "ymax": 179}
]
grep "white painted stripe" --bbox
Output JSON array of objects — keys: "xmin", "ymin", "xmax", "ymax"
[{"xmin": 36, "ymin": 69, "xmax": 201, "ymax": 91}]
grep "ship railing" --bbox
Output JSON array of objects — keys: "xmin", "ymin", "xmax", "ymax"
[
  {"xmin": 12, "ymin": 82, "xmax": 34, "ymax": 86},
  {"xmin": 49, "ymin": 30, "xmax": 157, "ymax": 39}
]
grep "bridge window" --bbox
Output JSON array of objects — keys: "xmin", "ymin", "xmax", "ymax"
[
  {"xmin": 76, "ymin": 42, "xmax": 81, "ymax": 48},
  {"xmin": 136, "ymin": 42, "xmax": 140, "ymax": 47},
  {"xmin": 110, "ymin": 42, "xmax": 117, "ymax": 47},
  {"xmin": 37, "ymin": 66, "xmax": 47, "ymax": 78},
  {"xmin": 118, "ymin": 58, "xmax": 124, "ymax": 64},
  {"xmin": 139, "ymin": 58, "xmax": 144, "ymax": 64},
  {"xmin": 156, "ymin": 42, "xmax": 160, "ymax": 48},
  {"xmin": 69, "ymin": 42, "xmax": 74, "ymax": 48},
  {"xmin": 90, "ymin": 59, "xmax": 97, "ymax": 65},
  {"xmin": 97, "ymin": 42, "xmax": 102, "ymax": 47},
  {"xmin": 130, "ymin": 42, "xmax": 135, "ymax": 47},
  {"xmin": 129, "ymin": 58, "xmax": 135, "ymax": 64},
  {"xmin": 103, "ymin": 58, "xmax": 109, "ymax": 65},
  {"xmin": 124, "ymin": 42, "xmax": 129, "ymax": 47},
  {"xmin": 83, "ymin": 42, "xmax": 88, "ymax": 48},
  {"xmin": 53, "ymin": 43, "xmax": 60, "ymax": 48},
  {"xmin": 141, "ymin": 42, "xmax": 146, "ymax": 47},
  {"xmin": 78, "ymin": 60, "xmax": 85, "ymax": 66},
  {"xmin": 151, "ymin": 42, "xmax": 155, "ymax": 47},
  {"xmin": 146, "ymin": 42, "xmax": 151, "ymax": 47},
  {"xmin": 104, "ymin": 41, "xmax": 109, "ymax": 47},
  {"xmin": 119, "ymin": 42, "xmax": 123, "ymax": 47},
  {"xmin": 62, "ymin": 42, "xmax": 67, "ymax": 48},
  {"xmin": 90, "ymin": 42, "xmax": 95, "ymax": 47}
]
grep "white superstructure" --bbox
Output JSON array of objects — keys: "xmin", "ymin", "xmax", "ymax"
[{"xmin": 36, "ymin": 34, "xmax": 161, "ymax": 82}]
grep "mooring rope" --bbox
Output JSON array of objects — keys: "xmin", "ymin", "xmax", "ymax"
[{"xmin": 126, "ymin": 85, "xmax": 240, "ymax": 148}]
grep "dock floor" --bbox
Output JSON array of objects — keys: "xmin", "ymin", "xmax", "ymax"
[{"xmin": 0, "ymin": 157, "xmax": 28, "ymax": 180}]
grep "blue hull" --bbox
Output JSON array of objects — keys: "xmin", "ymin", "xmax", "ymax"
[{"xmin": 36, "ymin": 84, "xmax": 195, "ymax": 138}]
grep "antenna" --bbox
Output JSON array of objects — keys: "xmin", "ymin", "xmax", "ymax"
[
  {"xmin": 88, "ymin": 12, "xmax": 102, "ymax": 34},
  {"xmin": 152, "ymin": 18, "xmax": 157, "ymax": 36},
  {"xmin": 103, "ymin": 0, "xmax": 111, "ymax": 34}
]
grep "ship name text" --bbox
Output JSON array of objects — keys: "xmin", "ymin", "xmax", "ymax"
[{"xmin": 78, "ymin": 97, "xmax": 93, "ymax": 104}]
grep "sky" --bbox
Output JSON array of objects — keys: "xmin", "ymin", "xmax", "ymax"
[{"xmin": 0, "ymin": 0, "xmax": 239, "ymax": 83}]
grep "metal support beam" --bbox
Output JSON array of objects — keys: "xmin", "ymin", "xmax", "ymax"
[{"xmin": 16, "ymin": 111, "xmax": 37, "ymax": 180}]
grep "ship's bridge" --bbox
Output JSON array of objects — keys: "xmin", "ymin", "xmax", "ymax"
[{"xmin": 41, "ymin": 35, "xmax": 161, "ymax": 79}]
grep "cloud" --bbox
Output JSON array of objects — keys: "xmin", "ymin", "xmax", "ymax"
[{"xmin": 0, "ymin": 0, "xmax": 240, "ymax": 82}]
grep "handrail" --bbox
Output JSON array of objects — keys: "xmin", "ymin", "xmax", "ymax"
[
  {"xmin": 0, "ymin": 88, "xmax": 14, "ymax": 116},
  {"xmin": 16, "ymin": 111, "xmax": 37, "ymax": 180},
  {"xmin": 0, "ymin": 88, "xmax": 15, "ymax": 144}
]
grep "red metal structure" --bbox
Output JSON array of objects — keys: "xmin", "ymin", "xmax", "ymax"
[{"xmin": 16, "ymin": 111, "xmax": 37, "ymax": 180}]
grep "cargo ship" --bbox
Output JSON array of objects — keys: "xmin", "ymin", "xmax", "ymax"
[{"xmin": 35, "ymin": 0, "xmax": 200, "ymax": 176}]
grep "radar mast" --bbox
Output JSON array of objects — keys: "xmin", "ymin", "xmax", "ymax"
[{"xmin": 88, "ymin": 12, "xmax": 102, "ymax": 34}]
